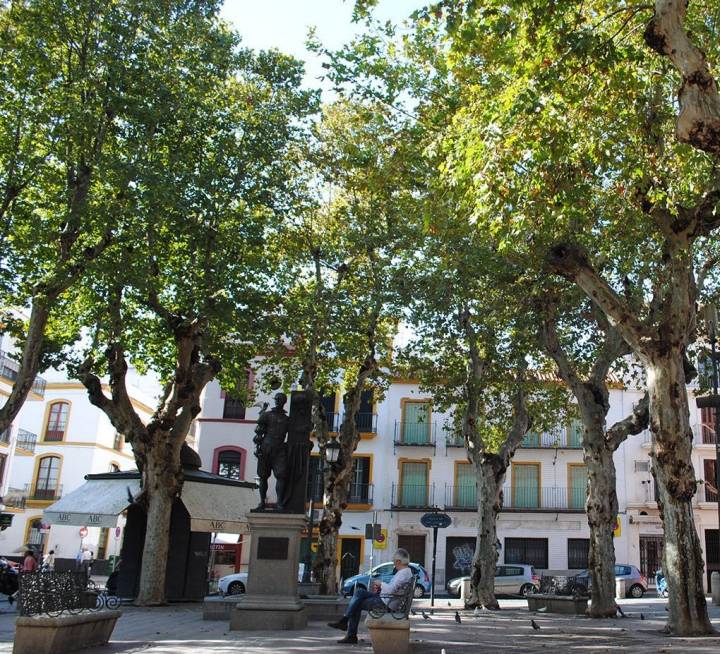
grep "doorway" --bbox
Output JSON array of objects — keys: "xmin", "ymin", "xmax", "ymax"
[
  {"xmin": 639, "ymin": 535, "xmax": 663, "ymax": 583},
  {"xmin": 398, "ymin": 534, "xmax": 426, "ymax": 567},
  {"xmin": 705, "ymin": 529, "xmax": 719, "ymax": 590},
  {"xmin": 339, "ymin": 536, "xmax": 362, "ymax": 581}
]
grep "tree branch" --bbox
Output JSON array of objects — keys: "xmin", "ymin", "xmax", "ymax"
[
  {"xmin": 644, "ymin": 0, "xmax": 720, "ymax": 154},
  {"xmin": 606, "ymin": 392, "xmax": 649, "ymax": 450}
]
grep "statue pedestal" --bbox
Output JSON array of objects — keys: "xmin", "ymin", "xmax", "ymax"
[{"xmin": 230, "ymin": 512, "xmax": 309, "ymax": 631}]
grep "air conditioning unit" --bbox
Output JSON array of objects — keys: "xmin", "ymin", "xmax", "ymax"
[{"xmin": 634, "ymin": 461, "xmax": 650, "ymax": 473}]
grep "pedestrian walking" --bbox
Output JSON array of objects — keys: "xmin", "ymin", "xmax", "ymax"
[
  {"xmin": 41, "ymin": 550, "xmax": 55, "ymax": 572},
  {"xmin": 75, "ymin": 548, "xmax": 83, "ymax": 571},
  {"xmin": 21, "ymin": 550, "xmax": 37, "ymax": 573},
  {"xmin": 81, "ymin": 548, "xmax": 92, "ymax": 579}
]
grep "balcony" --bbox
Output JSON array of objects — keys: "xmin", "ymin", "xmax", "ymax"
[
  {"xmin": 390, "ymin": 483, "xmax": 435, "ymax": 510},
  {"xmin": 0, "ymin": 350, "xmax": 47, "ymax": 396},
  {"xmin": 699, "ymin": 483, "xmax": 719, "ymax": 503},
  {"xmin": 1, "ymin": 488, "xmax": 27, "ymax": 510},
  {"xmin": 697, "ymin": 423, "xmax": 717, "ymax": 445},
  {"xmin": 348, "ymin": 483, "xmax": 374, "ymax": 506},
  {"xmin": 15, "ymin": 429, "xmax": 38, "ymax": 453},
  {"xmin": 0, "ymin": 427, "xmax": 10, "ymax": 444},
  {"xmin": 355, "ymin": 412, "xmax": 377, "ymax": 433},
  {"xmin": 444, "ymin": 433, "xmax": 465, "ymax": 449},
  {"xmin": 521, "ymin": 429, "xmax": 582, "ymax": 449},
  {"xmin": 442, "ymin": 485, "xmax": 584, "ymax": 512},
  {"xmin": 25, "ymin": 483, "xmax": 63, "ymax": 502},
  {"xmin": 393, "ymin": 421, "xmax": 436, "ymax": 453}
]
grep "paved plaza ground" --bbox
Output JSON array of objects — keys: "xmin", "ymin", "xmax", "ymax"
[{"xmin": 2, "ymin": 596, "xmax": 720, "ymax": 653}]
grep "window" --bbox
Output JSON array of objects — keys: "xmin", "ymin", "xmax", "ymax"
[
  {"xmin": 34, "ymin": 456, "xmax": 61, "ymax": 500},
  {"xmin": 568, "ymin": 419, "xmax": 583, "ymax": 448},
  {"xmin": 399, "ymin": 461, "xmax": 429, "ymax": 507},
  {"xmin": 512, "ymin": 463, "xmax": 540, "ymax": 508},
  {"xmin": 26, "ymin": 517, "xmax": 47, "ymax": 551},
  {"xmin": 320, "ymin": 392, "xmax": 337, "ymax": 431},
  {"xmin": 455, "ymin": 462, "xmax": 476, "ymax": 508},
  {"xmin": 568, "ymin": 538, "xmax": 590, "ymax": 569},
  {"xmin": 349, "ymin": 456, "xmax": 371, "ymax": 503},
  {"xmin": 222, "ymin": 396, "xmax": 246, "ymax": 420},
  {"xmin": 505, "ymin": 537, "xmax": 548, "ymax": 570},
  {"xmin": 97, "ymin": 528, "xmax": 110, "ymax": 559},
  {"xmin": 356, "ymin": 390, "xmax": 375, "ymax": 432},
  {"xmin": 44, "ymin": 401, "xmax": 69, "ymax": 441},
  {"xmin": 701, "ymin": 408, "xmax": 716, "ymax": 444},
  {"xmin": 704, "ymin": 459, "xmax": 718, "ymax": 502},
  {"xmin": 568, "ymin": 464, "xmax": 588, "ymax": 510},
  {"xmin": 401, "ymin": 401, "xmax": 431, "ymax": 444},
  {"xmin": 217, "ymin": 450, "xmax": 243, "ymax": 480},
  {"xmin": 307, "ymin": 456, "xmax": 323, "ymax": 502}
]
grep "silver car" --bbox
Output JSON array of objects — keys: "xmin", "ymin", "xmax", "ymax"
[{"xmin": 447, "ymin": 564, "xmax": 539, "ymax": 597}]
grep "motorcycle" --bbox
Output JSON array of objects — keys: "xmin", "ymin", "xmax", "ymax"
[
  {"xmin": 655, "ymin": 569, "xmax": 668, "ymax": 598},
  {"xmin": 0, "ymin": 558, "xmax": 19, "ymax": 604}
]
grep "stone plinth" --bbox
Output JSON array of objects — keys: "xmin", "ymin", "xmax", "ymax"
[
  {"xmin": 14, "ymin": 610, "xmax": 122, "ymax": 654},
  {"xmin": 365, "ymin": 615, "xmax": 410, "ymax": 654},
  {"xmin": 230, "ymin": 512, "xmax": 308, "ymax": 631},
  {"xmin": 527, "ymin": 594, "xmax": 588, "ymax": 615}
]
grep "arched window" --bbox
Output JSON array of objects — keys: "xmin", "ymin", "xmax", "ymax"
[
  {"xmin": 213, "ymin": 447, "xmax": 246, "ymax": 480},
  {"xmin": 34, "ymin": 455, "xmax": 61, "ymax": 500},
  {"xmin": 45, "ymin": 401, "xmax": 69, "ymax": 441},
  {"xmin": 25, "ymin": 516, "xmax": 47, "ymax": 552}
]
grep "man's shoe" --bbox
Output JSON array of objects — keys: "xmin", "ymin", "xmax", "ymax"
[
  {"xmin": 337, "ymin": 635, "xmax": 358, "ymax": 644},
  {"xmin": 327, "ymin": 618, "xmax": 348, "ymax": 631}
]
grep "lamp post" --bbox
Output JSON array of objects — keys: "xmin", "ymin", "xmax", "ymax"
[
  {"xmin": 302, "ymin": 435, "xmax": 341, "ymax": 583},
  {"xmin": 702, "ymin": 304, "xmax": 720, "ymax": 558}
]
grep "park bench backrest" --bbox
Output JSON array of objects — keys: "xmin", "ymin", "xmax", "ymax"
[{"xmin": 372, "ymin": 577, "xmax": 416, "ymax": 619}]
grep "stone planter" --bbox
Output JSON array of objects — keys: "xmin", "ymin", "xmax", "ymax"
[
  {"xmin": 527, "ymin": 594, "xmax": 588, "ymax": 615},
  {"xmin": 14, "ymin": 609, "xmax": 122, "ymax": 654}
]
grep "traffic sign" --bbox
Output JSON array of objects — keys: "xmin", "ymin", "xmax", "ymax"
[
  {"xmin": 420, "ymin": 512, "xmax": 451, "ymax": 529},
  {"xmin": 79, "ymin": 527, "xmax": 88, "ymax": 538}
]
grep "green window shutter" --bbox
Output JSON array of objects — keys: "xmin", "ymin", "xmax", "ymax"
[
  {"xmin": 513, "ymin": 464, "xmax": 539, "ymax": 508},
  {"xmin": 456, "ymin": 463, "xmax": 476, "ymax": 508},
  {"xmin": 402, "ymin": 402, "xmax": 430, "ymax": 444},
  {"xmin": 401, "ymin": 462, "xmax": 428, "ymax": 506},
  {"xmin": 522, "ymin": 431, "xmax": 540, "ymax": 448},
  {"xmin": 569, "ymin": 465, "xmax": 588, "ymax": 509},
  {"xmin": 569, "ymin": 420, "xmax": 583, "ymax": 448}
]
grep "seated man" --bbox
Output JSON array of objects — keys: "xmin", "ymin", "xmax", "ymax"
[{"xmin": 328, "ymin": 548, "xmax": 414, "ymax": 645}]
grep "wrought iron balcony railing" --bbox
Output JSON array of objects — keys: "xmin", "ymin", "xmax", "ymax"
[
  {"xmin": 16, "ymin": 429, "xmax": 38, "ymax": 452},
  {"xmin": 521, "ymin": 430, "xmax": 582, "ymax": 449},
  {"xmin": 442, "ymin": 484, "xmax": 585, "ymax": 511},
  {"xmin": 25, "ymin": 483, "xmax": 63, "ymax": 502},
  {"xmin": 306, "ymin": 478, "xmax": 373, "ymax": 506},
  {"xmin": 0, "ymin": 350, "xmax": 47, "ymax": 396},
  {"xmin": 355, "ymin": 412, "xmax": 378, "ymax": 433},
  {"xmin": 393, "ymin": 421, "xmax": 436, "ymax": 447},
  {"xmin": 390, "ymin": 483, "xmax": 435, "ymax": 509},
  {"xmin": 1, "ymin": 488, "xmax": 27, "ymax": 510}
]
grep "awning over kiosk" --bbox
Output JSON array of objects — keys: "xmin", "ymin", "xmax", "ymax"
[
  {"xmin": 43, "ymin": 471, "xmax": 256, "ymax": 534},
  {"xmin": 44, "ymin": 478, "xmax": 141, "ymax": 528},
  {"xmin": 182, "ymin": 481, "xmax": 253, "ymax": 534}
]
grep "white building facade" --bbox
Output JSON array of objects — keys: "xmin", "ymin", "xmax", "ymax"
[
  {"xmin": 0, "ymin": 334, "xmax": 157, "ymax": 572},
  {"xmin": 196, "ymin": 373, "xmax": 720, "ymax": 593}
]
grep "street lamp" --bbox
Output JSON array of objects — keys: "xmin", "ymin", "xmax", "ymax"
[
  {"xmin": 302, "ymin": 435, "xmax": 342, "ymax": 583},
  {"xmin": 699, "ymin": 304, "xmax": 720, "ymax": 552}
]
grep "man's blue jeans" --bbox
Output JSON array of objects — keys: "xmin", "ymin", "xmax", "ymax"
[{"xmin": 344, "ymin": 587, "xmax": 385, "ymax": 636}]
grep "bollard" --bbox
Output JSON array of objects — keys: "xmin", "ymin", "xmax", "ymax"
[
  {"xmin": 461, "ymin": 578, "xmax": 472, "ymax": 606},
  {"xmin": 712, "ymin": 571, "xmax": 720, "ymax": 605},
  {"xmin": 615, "ymin": 578, "xmax": 626, "ymax": 600}
]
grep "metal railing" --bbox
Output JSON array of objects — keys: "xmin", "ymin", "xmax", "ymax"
[
  {"xmin": 699, "ymin": 483, "xmax": 719, "ymax": 503},
  {"xmin": 306, "ymin": 478, "xmax": 373, "ymax": 505},
  {"xmin": 698, "ymin": 423, "xmax": 717, "ymax": 444},
  {"xmin": 24, "ymin": 483, "xmax": 62, "ymax": 502},
  {"xmin": 393, "ymin": 421, "xmax": 436, "ymax": 446},
  {"xmin": 445, "ymin": 433, "xmax": 465, "ymax": 448},
  {"xmin": 521, "ymin": 430, "xmax": 582, "ymax": 449},
  {"xmin": 442, "ymin": 485, "xmax": 585, "ymax": 511},
  {"xmin": 1, "ymin": 488, "xmax": 27, "ymax": 510},
  {"xmin": 444, "ymin": 484, "xmax": 477, "ymax": 510},
  {"xmin": 15, "ymin": 429, "xmax": 38, "ymax": 452},
  {"xmin": 390, "ymin": 483, "xmax": 435, "ymax": 509},
  {"xmin": 355, "ymin": 412, "xmax": 377, "ymax": 433},
  {"xmin": 0, "ymin": 350, "xmax": 46, "ymax": 396}
]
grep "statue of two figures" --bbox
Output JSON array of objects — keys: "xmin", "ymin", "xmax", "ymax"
[{"xmin": 253, "ymin": 391, "xmax": 313, "ymax": 513}]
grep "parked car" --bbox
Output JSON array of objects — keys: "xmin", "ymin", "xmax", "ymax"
[
  {"xmin": 341, "ymin": 562, "xmax": 431, "ymax": 598},
  {"xmin": 219, "ymin": 565, "xmax": 305, "ymax": 596},
  {"xmin": 573, "ymin": 564, "xmax": 647, "ymax": 598},
  {"xmin": 446, "ymin": 564, "xmax": 540, "ymax": 597}
]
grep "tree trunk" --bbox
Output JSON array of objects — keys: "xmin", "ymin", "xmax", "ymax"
[
  {"xmin": 135, "ymin": 443, "xmax": 182, "ymax": 606},
  {"xmin": 583, "ymin": 419, "xmax": 618, "ymax": 618},
  {"xmin": 468, "ymin": 459, "xmax": 505, "ymax": 609},
  {"xmin": 648, "ymin": 355, "xmax": 713, "ymax": 635},
  {"xmin": 315, "ymin": 477, "xmax": 349, "ymax": 595}
]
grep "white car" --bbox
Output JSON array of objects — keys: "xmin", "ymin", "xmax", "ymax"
[{"xmin": 218, "ymin": 566, "xmax": 307, "ymax": 595}]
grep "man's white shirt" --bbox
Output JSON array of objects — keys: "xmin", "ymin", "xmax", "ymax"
[{"xmin": 379, "ymin": 566, "xmax": 414, "ymax": 606}]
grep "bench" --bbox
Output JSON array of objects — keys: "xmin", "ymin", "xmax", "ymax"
[{"xmin": 364, "ymin": 578, "xmax": 416, "ymax": 654}]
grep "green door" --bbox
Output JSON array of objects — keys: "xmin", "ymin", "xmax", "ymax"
[
  {"xmin": 569, "ymin": 465, "xmax": 588, "ymax": 510},
  {"xmin": 401, "ymin": 462, "xmax": 428, "ymax": 506},
  {"xmin": 402, "ymin": 402, "xmax": 430, "ymax": 444},
  {"xmin": 455, "ymin": 463, "xmax": 476, "ymax": 508},
  {"xmin": 568, "ymin": 420, "xmax": 583, "ymax": 448},
  {"xmin": 513, "ymin": 464, "xmax": 539, "ymax": 508}
]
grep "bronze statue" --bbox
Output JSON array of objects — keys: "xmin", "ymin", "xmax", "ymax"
[{"xmin": 253, "ymin": 392, "xmax": 289, "ymax": 510}]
